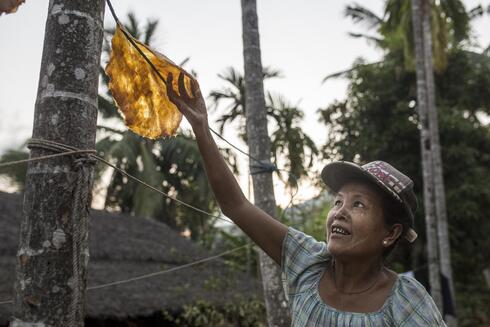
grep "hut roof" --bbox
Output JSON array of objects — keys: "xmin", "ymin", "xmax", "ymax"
[{"xmin": 0, "ymin": 192, "xmax": 260, "ymax": 323}]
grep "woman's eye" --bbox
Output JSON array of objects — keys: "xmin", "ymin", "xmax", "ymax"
[
  {"xmin": 334, "ymin": 200, "xmax": 342, "ymax": 207},
  {"xmin": 354, "ymin": 201, "xmax": 365, "ymax": 208}
]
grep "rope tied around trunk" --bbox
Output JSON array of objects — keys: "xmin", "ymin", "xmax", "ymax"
[{"xmin": 27, "ymin": 138, "xmax": 95, "ymax": 324}]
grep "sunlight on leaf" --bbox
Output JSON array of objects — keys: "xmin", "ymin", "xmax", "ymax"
[
  {"xmin": 106, "ymin": 24, "xmax": 197, "ymax": 139},
  {"xmin": 0, "ymin": 0, "xmax": 25, "ymax": 15}
]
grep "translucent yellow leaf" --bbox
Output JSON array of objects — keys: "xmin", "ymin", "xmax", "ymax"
[
  {"xmin": 105, "ymin": 24, "xmax": 197, "ymax": 139},
  {"xmin": 0, "ymin": 0, "xmax": 25, "ymax": 15}
]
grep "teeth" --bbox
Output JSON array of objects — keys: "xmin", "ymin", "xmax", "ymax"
[{"xmin": 332, "ymin": 226, "xmax": 349, "ymax": 235}]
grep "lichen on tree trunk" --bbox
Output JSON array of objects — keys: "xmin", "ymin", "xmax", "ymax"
[{"xmin": 12, "ymin": 1, "xmax": 105, "ymax": 326}]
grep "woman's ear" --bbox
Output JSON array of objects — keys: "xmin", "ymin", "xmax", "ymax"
[{"xmin": 382, "ymin": 223, "xmax": 403, "ymax": 247}]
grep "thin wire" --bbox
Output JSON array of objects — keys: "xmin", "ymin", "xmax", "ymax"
[
  {"xmin": 87, "ymin": 243, "xmax": 251, "ymax": 290},
  {"xmin": 0, "ymin": 150, "xmax": 95, "ymax": 168},
  {"xmin": 0, "ymin": 244, "xmax": 252, "ymax": 305},
  {"xmin": 208, "ymin": 128, "xmax": 273, "ymax": 169},
  {"xmin": 93, "ymin": 154, "xmax": 232, "ymax": 224},
  {"xmin": 0, "ymin": 139, "xmax": 233, "ymax": 225}
]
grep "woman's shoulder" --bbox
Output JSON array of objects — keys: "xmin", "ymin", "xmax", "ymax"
[
  {"xmin": 384, "ymin": 273, "xmax": 446, "ymax": 326},
  {"xmin": 284, "ymin": 227, "xmax": 327, "ymax": 257},
  {"xmin": 395, "ymin": 273, "xmax": 430, "ymax": 297}
]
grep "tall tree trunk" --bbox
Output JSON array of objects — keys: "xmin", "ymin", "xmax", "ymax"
[
  {"xmin": 421, "ymin": 1, "xmax": 457, "ymax": 324},
  {"xmin": 241, "ymin": 0, "xmax": 290, "ymax": 326},
  {"xmin": 12, "ymin": 1, "xmax": 104, "ymax": 326},
  {"xmin": 410, "ymin": 0, "xmax": 443, "ymax": 311}
]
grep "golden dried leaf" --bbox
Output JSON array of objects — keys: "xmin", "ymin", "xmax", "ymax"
[
  {"xmin": 106, "ymin": 24, "xmax": 198, "ymax": 139},
  {"xmin": 0, "ymin": 0, "xmax": 25, "ymax": 15}
]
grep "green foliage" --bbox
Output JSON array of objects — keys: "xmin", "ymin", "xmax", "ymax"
[
  {"xmin": 319, "ymin": 49, "xmax": 490, "ymax": 325},
  {"xmin": 163, "ymin": 299, "xmax": 266, "ymax": 327},
  {"xmin": 344, "ymin": 0, "xmax": 473, "ymax": 72},
  {"xmin": 281, "ymin": 194, "xmax": 333, "ymax": 242},
  {"xmin": 268, "ymin": 94, "xmax": 318, "ymax": 189},
  {"xmin": 209, "ymin": 66, "xmax": 282, "ymax": 142},
  {"xmin": 211, "ymin": 67, "xmax": 318, "ymax": 188},
  {"xmin": 0, "ymin": 148, "xmax": 29, "ymax": 190}
]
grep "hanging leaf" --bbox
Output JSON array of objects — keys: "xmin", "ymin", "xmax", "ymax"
[
  {"xmin": 105, "ymin": 24, "xmax": 198, "ymax": 139},
  {"xmin": 0, "ymin": 0, "xmax": 25, "ymax": 15}
]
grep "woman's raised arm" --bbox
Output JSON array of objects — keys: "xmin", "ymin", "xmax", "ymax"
[{"xmin": 165, "ymin": 72, "xmax": 288, "ymax": 265}]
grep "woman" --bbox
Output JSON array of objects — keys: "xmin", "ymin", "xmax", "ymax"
[{"xmin": 165, "ymin": 73, "xmax": 446, "ymax": 326}]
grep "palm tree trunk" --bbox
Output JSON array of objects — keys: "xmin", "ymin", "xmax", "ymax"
[
  {"xmin": 13, "ymin": 0, "xmax": 105, "ymax": 325},
  {"xmin": 410, "ymin": 0, "xmax": 443, "ymax": 311},
  {"xmin": 421, "ymin": 1, "xmax": 457, "ymax": 324},
  {"xmin": 241, "ymin": 0, "xmax": 290, "ymax": 325}
]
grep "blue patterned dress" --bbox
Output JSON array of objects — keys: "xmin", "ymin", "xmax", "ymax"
[{"xmin": 281, "ymin": 227, "xmax": 446, "ymax": 326}]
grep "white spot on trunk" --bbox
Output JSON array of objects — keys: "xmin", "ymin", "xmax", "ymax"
[
  {"xmin": 58, "ymin": 14, "xmax": 70, "ymax": 25},
  {"xmin": 50, "ymin": 113, "xmax": 59, "ymax": 125},
  {"xmin": 46, "ymin": 84, "xmax": 55, "ymax": 93},
  {"xmin": 42, "ymin": 240, "xmax": 51, "ymax": 248},
  {"xmin": 67, "ymin": 277, "xmax": 75, "ymax": 289},
  {"xmin": 47, "ymin": 63, "xmax": 55, "ymax": 76},
  {"xmin": 11, "ymin": 318, "xmax": 46, "ymax": 327},
  {"xmin": 41, "ymin": 75, "xmax": 48, "ymax": 88},
  {"xmin": 18, "ymin": 247, "xmax": 43, "ymax": 257},
  {"xmin": 52, "ymin": 285, "xmax": 61, "ymax": 293},
  {"xmin": 20, "ymin": 278, "xmax": 32, "ymax": 291},
  {"xmin": 74, "ymin": 68, "xmax": 86, "ymax": 80},
  {"xmin": 52, "ymin": 229, "xmax": 66, "ymax": 249},
  {"xmin": 55, "ymin": 48, "xmax": 62, "ymax": 54},
  {"xmin": 51, "ymin": 4, "xmax": 63, "ymax": 15}
]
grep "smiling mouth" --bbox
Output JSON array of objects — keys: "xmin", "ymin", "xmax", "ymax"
[{"xmin": 331, "ymin": 226, "xmax": 351, "ymax": 236}]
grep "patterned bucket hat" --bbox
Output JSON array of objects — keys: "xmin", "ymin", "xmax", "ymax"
[{"xmin": 321, "ymin": 161, "xmax": 418, "ymax": 242}]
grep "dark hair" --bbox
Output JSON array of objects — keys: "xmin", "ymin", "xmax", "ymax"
[{"xmin": 380, "ymin": 190, "xmax": 410, "ymax": 257}]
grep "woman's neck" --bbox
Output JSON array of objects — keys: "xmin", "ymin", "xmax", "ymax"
[{"xmin": 332, "ymin": 256, "xmax": 384, "ymax": 294}]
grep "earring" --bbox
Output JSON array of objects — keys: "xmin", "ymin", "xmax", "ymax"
[{"xmin": 383, "ymin": 240, "xmax": 388, "ymax": 246}]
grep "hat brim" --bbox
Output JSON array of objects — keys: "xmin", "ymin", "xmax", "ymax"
[{"xmin": 321, "ymin": 161, "xmax": 386, "ymax": 195}]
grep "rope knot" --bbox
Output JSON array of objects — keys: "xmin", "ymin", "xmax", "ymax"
[
  {"xmin": 73, "ymin": 156, "xmax": 97, "ymax": 170},
  {"xmin": 250, "ymin": 162, "xmax": 277, "ymax": 175}
]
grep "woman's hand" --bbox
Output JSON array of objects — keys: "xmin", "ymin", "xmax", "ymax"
[{"xmin": 166, "ymin": 72, "xmax": 208, "ymax": 132}]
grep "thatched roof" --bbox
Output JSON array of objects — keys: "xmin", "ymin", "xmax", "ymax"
[{"xmin": 0, "ymin": 192, "xmax": 260, "ymax": 323}]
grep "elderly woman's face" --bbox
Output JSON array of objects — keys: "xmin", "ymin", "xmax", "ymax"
[{"xmin": 326, "ymin": 181, "xmax": 387, "ymax": 258}]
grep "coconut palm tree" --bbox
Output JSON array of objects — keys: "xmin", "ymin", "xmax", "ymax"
[
  {"xmin": 209, "ymin": 66, "xmax": 281, "ymax": 141},
  {"xmin": 344, "ymin": 0, "xmax": 478, "ymax": 72},
  {"xmin": 268, "ymin": 95, "xmax": 318, "ymax": 189}
]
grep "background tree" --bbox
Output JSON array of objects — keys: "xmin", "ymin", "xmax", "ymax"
[
  {"xmin": 241, "ymin": 0, "xmax": 290, "ymax": 325},
  {"xmin": 267, "ymin": 94, "xmax": 318, "ymax": 189},
  {"xmin": 209, "ymin": 66, "xmax": 281, "ymax": 142},
  {"xmin": 319, "ymin": 48, "xmax": 490, "ymax": 326},
  {"xmin": 13, "ymin": 0, "xmax": 105, "ymax": 325}
]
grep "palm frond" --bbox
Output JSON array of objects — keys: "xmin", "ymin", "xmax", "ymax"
[
  {"xmin": 468, "ymin": 5, "xmax": 484, "ymax": 19},
  {"xmin": 322, "ymin": 61, "xmax": 382, "ymax": 83},
  {"xmin": 348, "ymin": 32, "xmax": 383, "ymax": 46},
  {"xmin": 143, "ymin": 19, "xmax": 159, "ymax": 44},
  {"xmin": 344, "ymin": 3, "xmax": 383, "ymax": 29}
]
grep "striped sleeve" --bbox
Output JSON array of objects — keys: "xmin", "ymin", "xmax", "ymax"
[
  {"xmin": 391, "ymin": 275, "xmax": 447, "ymax": 326},
  {"xmin": 281, "ymin": 227, "xmax": 328, "ymax": 298}
]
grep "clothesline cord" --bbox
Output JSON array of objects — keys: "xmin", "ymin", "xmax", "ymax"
[{"xmin": 0, "ymin": 244, "xmax": 253, "ymax": 305}]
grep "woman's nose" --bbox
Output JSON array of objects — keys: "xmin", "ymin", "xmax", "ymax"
[{"xmin": 334, "ymin": 207, "xmax": 349, "ymax": 221}]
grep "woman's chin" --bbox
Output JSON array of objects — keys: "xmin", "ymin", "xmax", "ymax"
[{"xmin": 327, "ymin": 241, "xmax": 347, "ymax": 257}]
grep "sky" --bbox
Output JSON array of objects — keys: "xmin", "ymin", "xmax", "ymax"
[{"xmin": 0, "ymin": 0, "xmax": 489, "ymax": 204}]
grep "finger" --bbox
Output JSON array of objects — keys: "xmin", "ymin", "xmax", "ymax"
[
  {"xmin": 178, "ymin": 72, "xmax": 190, "ymax": 102},
  {"xmin": 166, "ymin": 73, "xmax": 176, "ymax": 100},
  {"xmin": 190, "ymin": 78, "xmax": 202, "ymax": 99}
]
